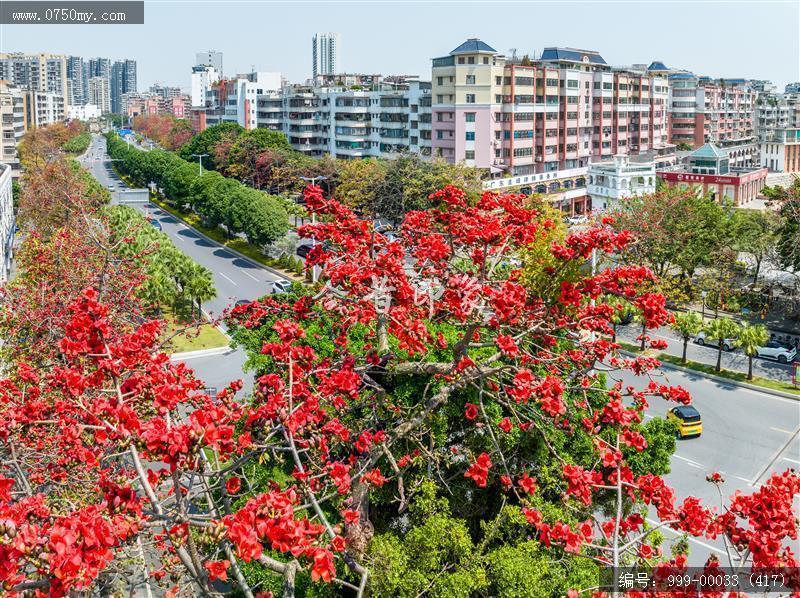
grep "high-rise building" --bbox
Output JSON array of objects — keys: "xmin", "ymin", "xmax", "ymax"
[
  {"xmin": 0, "ymin": 53, "xmax": 69, "ymax": 101},
  {"xmin": 0, "ymin": 162, "xmax": 14, "ymax": 282},
  {"xmin": 191, "ymin": 65, "xmax": 220, "ymax": 107},
  {"xmin": 196, "ymin": 50, "xmax": 223, "ymax": 75},
  {"xmin": 110, "ymin": 59, "xmax": 137, "ymax": 113},
  {"xmin": 87, "ymin": 77, "xmax": 111, "ymax": 114},
  {"xmin": 23, "ymin": 90, "xmax": 66, "ymax": 127},
  {"xmin": 66, "ymin": 56, "xmax": 84, "ymax": 105},
  {"xmin": 312, "ymin": 33, "xmax": 339, "ymax": 78},
  {"xmin": 0, "ymin": 81, "xmax": 27, "ymax": 176},
  {"xmin": 87, "ymin": 57, "xmax": 112, "ymax": 80}
]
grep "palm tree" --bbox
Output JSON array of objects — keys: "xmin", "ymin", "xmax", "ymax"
[
  {"xmin": 738, "ymin": 322, "xmax": 769, "ymax": 380},
  {"xmin": 703, "ymin": 317, "xmax": 741, "ymax": 372},
  {"xmin": 671, "ymin": 311, "xmax": 703, "ymax": 364}
]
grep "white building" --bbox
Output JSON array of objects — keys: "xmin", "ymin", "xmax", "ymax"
[
  {"xmin": 87, "ymin": 77, "xmax": 111, "ymax": 114},
  {"xmin": 0, "ymin": 162, "xmax": 14, "ymax": 282},
  {"xmin": 196, "ymin": 50, "xmax": 223, "ymax": 75},
  {"xmin": 312, "ymin": 33, "xmax": 339, "ymax": 78},
  {"xmin": 68, "ymin": 104, "xmax": 101, "ymax": 121},
  {"xmin": 0, "ymin": 82, "xmax": 26, "ymax": 177},
  {"xmin": 24, "ymin": 90, "xmax": 65, "ymax": 127},
  {"xmin": 587, "ymin": 154, "xmax": 656, "ymax": 212},
  {"xmin": 191, "ymin": 65, "xmax": 220, "ymax": 107}
]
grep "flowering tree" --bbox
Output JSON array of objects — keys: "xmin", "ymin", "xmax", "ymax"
[{"xmin": 1, "ymin": 180, "xmax": 797, "ymax": 596}]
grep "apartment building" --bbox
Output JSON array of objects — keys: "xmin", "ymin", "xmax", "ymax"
[
  {"xmin": 0, "ymin": 53, "xmax": 69, "ymax": 101},
  {"xmin": 23, "ymin": 90, "xmax": 66, "ymax": 128},
  {"xmin": 87, "ymin": 77, "xmax": 111, "ymax": 114},
  {"xmin": 197, "ymin": 74, "xmax": 432, "ymax": 160},
  {"xmin": 753, "ymin": 84, "xmax": 800, "ymax": 172},
  {"xmin": 312, "ymin": 33, "xmax": 339, "ymax": 78},
  {"xmin": 191, "ymin": 65, "xmax": 220, "ymax": 107},
  {"xmin": 0, "ymin": 81, "xmax": 27, "ymax": 176},
  {"xmin": 0, "ymin": 162, "xmax": 14, "ymax": 282},
  {"xmin": 430, "ymin": 40, "xmax": 670, "ymax": 176},
  {"xmin": 196, "ymin": 50, "xmax": 223, "ymax": 75},
  {"xmin": 66, "ymin": 56, "xmax": 84, "ymax": 106},
  {"xmin": 110, "ymin": 59, "xmax": 137, "ymax": 113},
  {"xmin": 667, "ymin": 73, "xmax": 756, "ymax": 167}
]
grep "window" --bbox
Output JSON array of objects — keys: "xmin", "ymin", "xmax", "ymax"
[
  {"xmin": 458, "ymin": 57, "xmax": 465, "ymax": 64},
  {"xmin": 466, "ymin": 75, "xmax": 476, "ymax": 85},
  {"xmin": 495, "ymin": 76, "xmax": 502, "ymax": 85},
  {"xmin": 437, "ymin": 112, "xmax": 444, "ymax": 121},
  {"xmin": 465, "ymin": 112, "xmax": 476, "ymax": 122},
  {"xmin": 436, "ymin": 94, "xmax": 443, "ymax": 103},
  {"xmin": 436, "ymin": 130, "xmax": 444, "ymax": 139},
  {"xmin": 483, "ymin": 57, "xmax": 489, "ymax": 64},
  {"xmin": 514, "ymin": 147, "xmax": 533, "ymax": 157},
  {"xmin": 468, "ymin": 56, "xmax": 475, "ymax": 64},
  {"xmin": 567, "ymin": 80, "xmax": 579, "ymax": 88},
  {"xmin": 437, "ymin": 76, "xmax": 443, "ymax": 85},
  {"xmin": 465, "ymin": 150, "xmax": 475, "ymax": 159},
  {"xmin": 546, "ymin": 78, "xmax": 558, "ymax": 86},
  {"xmin": 466, "ymin": 94, "xmax": 476, "ymax": 103},
  {"xmin": 465, "ymin": 131, "xmax": 475, "ymax": 141}
]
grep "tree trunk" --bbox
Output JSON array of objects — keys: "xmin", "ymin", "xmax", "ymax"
[
  {"xmin": 682, "ymin": 339, "xmax": 688, "ymax": 364},
  {"xmin": 640, "ymin": 321, "xmax": 647, "ymax": 351},
  {"xmin": 753, "ymin": 259, "xmax": 762, "ymax": 284},
  {"xmin": 716, "ymin": 341, "xmax": 723, "ymax": 372},
  {"xmin": 612, "ymin": 321, "xmax": 617, "ymax": 343},
  {"xmin": 747, "ymin": 354, "xmax": 754, "ymax": 380}
]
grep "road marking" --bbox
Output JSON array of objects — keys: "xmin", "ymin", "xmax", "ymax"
[
  {"xmin": 718, "ymin": 470, "xmax": 752, "ymax": 484},
  {"xmin": 242, "ymin": 270, "xmax": 258, "ymax": 281},
  {"xmin": 783, "ymin": 458, "xmax": 800, "ymax": 465},
  {"xmin": 750, "ymin": 425, "xmax": 800, "ymax": 486},
  {"xmin": 674, "ymin": 455, "xmax": 705, "ymax": 468},
  {"xmin": 770, "ymin": 427, "xmax": 794, "ymax": 435},
  {"xmin": 219, "ymin": 273, "xmax": 238, "ymax": 286}
]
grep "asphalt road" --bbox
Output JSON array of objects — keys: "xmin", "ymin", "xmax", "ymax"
[
  {"xmin": 607, "ymin": 362, "xmax": 800, "ymax": 565},
  {"xmin": 617, "ymin": 323, "xmax": 796, "ymax": 384}
]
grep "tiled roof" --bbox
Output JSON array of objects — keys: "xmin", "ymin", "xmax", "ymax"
[
  {"xmin": 450, "ymin": 39, "xmax": 496, "ymax": 55},
  {"xmin": 690, "ymin": 143, "xmax": 726, "ymax": 159},
  {"xmin": 647, "ymin": 61, "xmax": 668, "ymax": 71},
  {"xmin": 540, "ymin": 47, "xmax": 607, "ymax": 65}
]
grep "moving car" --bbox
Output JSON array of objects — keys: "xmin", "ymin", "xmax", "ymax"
[
  {"xmin": 695, "ymin": 331, "xmax": 737, "ymax": 351},
  {"xmin": 755, "ymin": 341, "xmax": 797, "ymax": 364},
  {"xmin": 107, "ymin": 184, "xmax": 115, "ymax": 191},
  {"xmin": 667, "ymin": 405, "xmax": 703, "ymax": 438},
  {"xmin": 271, "ymin": 280, "xmax": 292, "ymax": 294},
  {"xmin": 296, "ymin": 244, "xmax": 314, "ymax": 258},
  {"xmin": 148, "ymin": 219, "xmax": 162, "ymax": 231}
]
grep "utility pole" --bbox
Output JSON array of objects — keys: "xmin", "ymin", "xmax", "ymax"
[{"xmin": 190, "ymin": 153, "xmax": 209, "ymax": 176}]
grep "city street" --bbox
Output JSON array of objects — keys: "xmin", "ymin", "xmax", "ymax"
[
  {"xmin": 608, "ymin": 362, "xmax": 800, "ymax": 564},
  {"xmin": 616, "ymin": 322, "xmax": 797, "ymax": 383}
]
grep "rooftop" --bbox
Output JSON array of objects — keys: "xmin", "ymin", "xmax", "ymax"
[
  {"xmin": 690, "ymin": 143, "xmax": 727, "ymax": 159},
  {"xmin": 450, "ymin": 39, "xmax": 497, "ymax": 55},
  {"xmin": 647, "ymin": 61, "xmax": 669, "ymax": 71},
  {"xmin": 540, "ymin": 47, "xmax": 607, "ymax": 65}
]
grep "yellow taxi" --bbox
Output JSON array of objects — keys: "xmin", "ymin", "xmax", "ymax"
[{"xmin": 667, "ymin": 405, "xmax": 702, "ymax": 438}]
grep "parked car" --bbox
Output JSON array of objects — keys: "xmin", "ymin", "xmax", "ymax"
[
  {"xmin": 695, "ymin": 331, "xmax": 737, "ymax": 351},
  {"xmin": 755, "ymin": 341, "xmax": 797, "ymax": 364},
  {"xmin": 148, "ymin": 219, "xmax": 162, "ymax": 231},
  {"xmin": 271, "ymin": 280, "xmax": 292, "ymax": 294},
  {"xmin": 107, "ymin": 184, "xmax": 115, "ymax": 191},
  {"xmin": 566, "ymin": 215, "xmax": 588, "ymax": 226},
  {"xmin": 667, "ymin": 405, "xmax": 702, "ymax": 439},
  {"xmin": 296, "ymin": 244, "xmax": 315, "ymax": 258}
]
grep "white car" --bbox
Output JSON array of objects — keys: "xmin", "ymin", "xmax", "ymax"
[
  {"xmin": 271, "ymin": 279, "xmax": 292, "ymax": 294},
  {"xmin": 755, "ymin": 341, "xmax": 796, "ymax": 364},
  {"xmin": 566, "ymin": 215, "xmax": 588, "ymax": 226},
  {"xmin": 695, "ymin": 331, "xmax": 737, "ymax": 352}
]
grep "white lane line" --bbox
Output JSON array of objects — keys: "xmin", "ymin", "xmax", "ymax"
[
  {"xmin": 646, "ymin": 518, "xmax": 720, "ymax": 552},
  {"xmin": 783, "ymin": 457, "xmax": 800, "ymax": 465},
  {"xmin": 750, "ymin": 425, "xmax": 800, "ymax": 486},
  {"xmin": 770, "ymin": 427, "xmax": 794, "ymax": 434},
  {"xmin": 674, "ymin": 454, "xmax": 705, "ymax": 468},
  {"xmin": 219, "ymin": 273, "xmax": 238, "ymax": 286},
  {"xmin": 243, "ymin": 270, "xmax": 258, "ymax": 281},
  {"xmin": 718, "ymin": 470, "xmax": 752, "ymax": 484}
]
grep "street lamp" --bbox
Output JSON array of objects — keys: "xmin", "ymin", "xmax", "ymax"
[
  {"xmin": 299, "ymin": 176, "xmax": 329, "ymax": 284},
  {"xmin": 701, "ymin": 290, "xmax": 708, "ymax": 322},
  {"xmin": 190, "ymin": 153, "xmax": 209, "ymax": 176}
]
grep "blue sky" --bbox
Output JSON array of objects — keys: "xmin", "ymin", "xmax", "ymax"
[{"xmin": 2, "ymin": 0, "xmax": 799, "ymax": 90}]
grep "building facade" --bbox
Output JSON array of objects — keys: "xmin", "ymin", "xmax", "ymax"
[
  {"xmin": 0, "ymin": 162, "xmax": 14, "ymax": 282},
  {"xmin": 67, "ymin": 104, "xmax": 101, "ymax": 121},
  {"xmin": 196, "ymin": 50, "xmax": 223, "ymax": 75},
  {"xmin": 0, "ymin": 82, "xmax": 26, "ymax": 176},
  {"xmin": 23, "ymin": 90, "xmax": 66, "ymax": 128},
  {"xmin": 658, "ymin": 143, "xmax": 767, "ymax": 206},
  {"xmin": 0, "ymin": 53, "xmax": 69, "ymax": 101},
  {"xmin": 110, "ymin": 59, "xmax": 137, "ymax": 113},
  {"xmin": 66, "ymin": 56, "xmax": 84, "ymax": 106},
  {"xmin": 430, "ymin": 40, "xmax": 671, "ymax": 176},
  {"xmin": 587, "ymin": 154, "xmax": 656, "ymax": 212},
  {"xmin": 191, "ymin": 65, "xmax": 220, "ymax": 107},
  {"xmin": 312, "ymin": 33, "xmax": 339, "ymax": 78},
  {"xmin": 87, "ymin": 77, "xmax": 111, "ymax": 113}
]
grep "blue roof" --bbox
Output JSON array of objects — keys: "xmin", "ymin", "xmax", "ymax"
[
  {"xmin": 540, "ymin": 47, "xmax": 607, "ymax": 65},
  {"xmin": 647, "ymin": 61, "xmax": 668, "ymax": 71},
  {"xmin": 669, "ymin": 72, "xmax": 696, "ymax": 79},
  {"xmin": 450, "ymin": 39, "xmax": 496, "ymax": 55}
]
